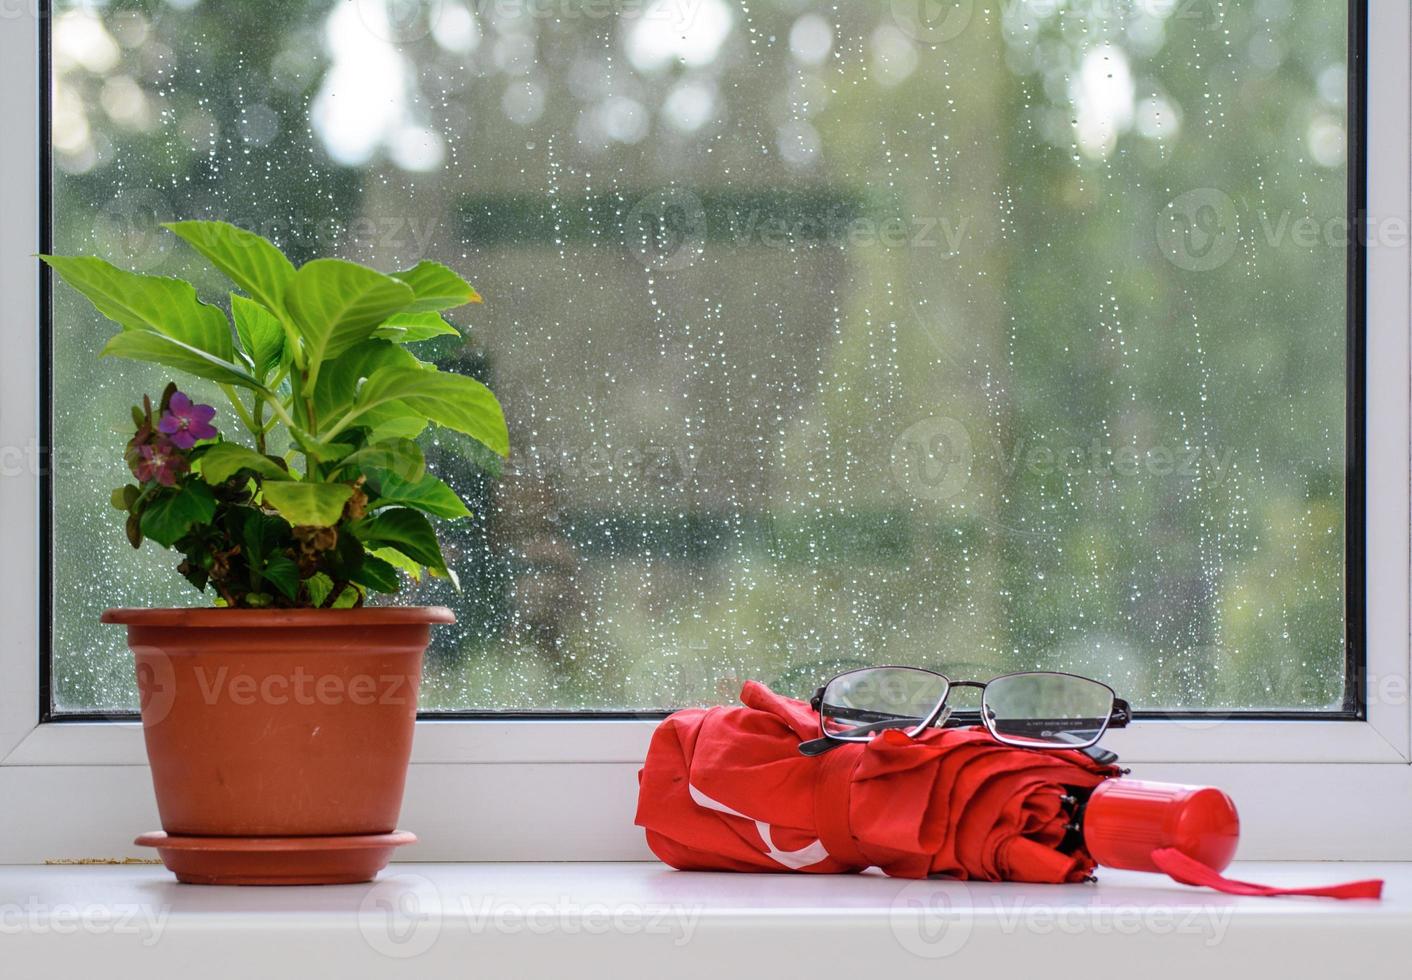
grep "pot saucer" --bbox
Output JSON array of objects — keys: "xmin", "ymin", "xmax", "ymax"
[{"xmin": 135, "ymin": 830, "xmax": 417, "ymax": 885}]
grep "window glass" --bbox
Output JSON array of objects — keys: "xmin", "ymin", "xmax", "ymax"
[{"xmin": 50, "ymin": 0, "xmax": 1351, "ymax": 713}]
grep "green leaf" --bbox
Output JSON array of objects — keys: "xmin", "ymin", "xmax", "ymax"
[
  {"xmin": 371, "ymin": 311, "xmax": 461, "ymax": 343},
  {"xmin": 289, "ymin": 428, "xmax": 356, "ymax": 463},
  {"xmin": 139, "ymin": 483, "xmax": 217, "ymax": 548},
  {"xmin": 372, "ymin": 546, "xmax": 423, "ymax": 582},
  {"xmin": 332, "ymin": 586, "xmax": 362, "ymax": 609},
  {"xmin": 240, "ymin": 509, "xmax": 291, "ymax": 566},
  {"xmin": 366, "ymin": 468, "xmax": 471, "ymax": 519},
  {"xmin": 351, "ymin": 552, "xmax": 401, "ymax": 593},
  {"xmin": 178, "ymin": 556, "xmax": 209, "ymax": 592},
  {"xmin": 261, "ymin": 481, "xmax": 354, "ymax": 527},
  {"xmin": 200, "ymin": 442, "xmax": 290, "ymax": 483},
  {"xmin": 352, "ymin": 508, "xmax": 449, "ymax": 575},
  {"xmin": 263, "ymin": 556, "xmax": 301, "ymax": 600},
  {"xmin": 306, "ymin": 571, "xmax": 335, "ymax": 608},
  {"xmin": 163, "ymin": 221, "xmax": 297, "ymax": 316},
  {"xmin": 125, "ymin": 512, "xmax": 143, "ymax": 548},
  {"xmin": 312, "ymin": 339, "xmax": 422, "ymax": 428},
  {"xmin": 431, "ymin": 427, "xmax": 505, "ymax": 480},
  {"xmin": 370, "ymin": 416, "xmax": 430, "ymax": 443},
  {"xmin": 428, "ymin": 564, "xmax": 461, "ymax": 591},
  {"xmin": 339, "ymin": 440, "xmax": 426, "ymax": 483},
  {"xmin": 42, "ymin": 255, "xmax": 234, "ymax": 360},
  {"xmin": 346, "ymin": 366, "xmax": 508, "ymax": 456},
  {"xmin": 110, "ymin": 485, "xmax": 139, "ymax": 511},
  {"xmin": 391, "ymin": 260, "xmax": 481, "ymax": 313},
  {"xmin": 284, "ymin": 258, "xmax": 415, "ymax": 366},
  {"xmin": 311, "ymin": 340, "xmax": 432, "ymax": 445},
  {"xmin": 231, "ymin": 293, "xmax": 285, "ymax": 380},
  {"xmin": 324, "ymin": 523, "xmax": 369, "ymax": 581},
  {"xmin": 100, "ymin": 330, "xmax": 266, "ymax": 391}
]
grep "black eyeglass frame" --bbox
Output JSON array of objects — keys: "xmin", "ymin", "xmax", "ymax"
[{"xmin": 798, "ymin": 667, "xmax": 1131, "ymax": 757}]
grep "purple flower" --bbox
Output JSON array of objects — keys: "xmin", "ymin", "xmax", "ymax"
[
  {"xmin": 133, "ymin": 439, "xmax": 188, "ymax": 487},
  {"xmin": 158, "ymin": 391, "xmax": 218, "ymax": 449}
]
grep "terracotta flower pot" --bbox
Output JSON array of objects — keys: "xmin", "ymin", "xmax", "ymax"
[{"xmin": 102, "ymin": 606, "xmax": 454, "ymax": 884}]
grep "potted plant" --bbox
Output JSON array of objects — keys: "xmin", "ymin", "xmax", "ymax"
[{"xmin": 43, "ymin": 221, "xmax": 507, "ymax": 884}]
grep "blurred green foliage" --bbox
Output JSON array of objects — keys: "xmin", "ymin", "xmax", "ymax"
[{"xmin": 51, "ymin": 0, "xmax": 1348, "ymax": 713}]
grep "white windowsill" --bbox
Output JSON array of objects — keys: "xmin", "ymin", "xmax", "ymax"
[{"xmin": 1, "ymin": 861, "xmax": 1402, "ymax": 978}]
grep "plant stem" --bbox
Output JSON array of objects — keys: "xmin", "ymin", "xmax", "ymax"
[
  {"xmin": 276, "ymin": 312, "xmax": 306, "ymax": 372},
  {"xmin": 258, "ymin": 391, "xmax": 300, "ymax": 432},
  {"xmin": 219, "ymin": 384, "xmax": 261, "ymax": 440},
  {"xmin": 286, "ymin": 370, "xmax": 320, "ymax": 480},
  {"xmin": 269, "ymin": 363, "xmax": 292, "ymax": 394},
  {"xmin": 319, "ymin": 408, "xmax": 362, "ymax": 443}
]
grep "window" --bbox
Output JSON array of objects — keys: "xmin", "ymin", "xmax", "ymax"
[
  {"xmin": 3, "ymin": 0, "xmax": 1411, "ymax": 862},
  {"xmin": 47, "ymin": 0, "xmax": 1359, "ymax": 717}
]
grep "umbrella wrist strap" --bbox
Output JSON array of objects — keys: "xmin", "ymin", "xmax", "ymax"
[
  {"xmin": 813, "ymin": 750, "xmax": 873, "ymax": 871},
  {"xmin": 1150, "ymin": 847, "xmax": 1383, "ymax": 900}
]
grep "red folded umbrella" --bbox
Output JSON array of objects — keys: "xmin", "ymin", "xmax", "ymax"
[
  {"xmin": 636, "ymin": 681, "xmax": 1383, "ymax": 899},
  {"xmin": 637, "ymin": 680, "xmax": 1115, "ymax": 883}
]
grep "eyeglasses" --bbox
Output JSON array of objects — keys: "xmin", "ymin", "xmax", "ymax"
[{"xmin": 798, "ymin": 666, "xmax": 1131, "ymax": 757}]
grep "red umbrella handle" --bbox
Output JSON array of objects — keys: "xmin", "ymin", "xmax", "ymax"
[{"xmin": 1084, "ymin": 778, "xmax": 1383, "ymax": 899}]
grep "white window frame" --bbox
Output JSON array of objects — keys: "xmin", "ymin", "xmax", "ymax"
[{"xmin": 1, "ymin": 2, "xmax": 1408, "ymax": 864}]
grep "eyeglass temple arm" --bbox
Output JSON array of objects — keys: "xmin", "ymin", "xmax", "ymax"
[
  {"xmin": 1081, "ymin": 699, "xmax": 1127, "ymax": 764},
  {"xmin": 799, "ymin": 707, "xmax": 954, "ymax": 757},
  {"xmin": 1110, "ymin": 698, "xmax": 1131, "ymax": 728},
  {"xmin": 798, "ymin": 734, "xmax": 839, "ymax": 757}
]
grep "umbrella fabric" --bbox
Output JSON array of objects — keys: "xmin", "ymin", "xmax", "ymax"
[
  {"xmin": 636, "ymin": 681, "xmax": 1384, "ymax": 900},
  {"xmin": 636, "ymin": 680, "xmax": 1118, "ymax": 883}
]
